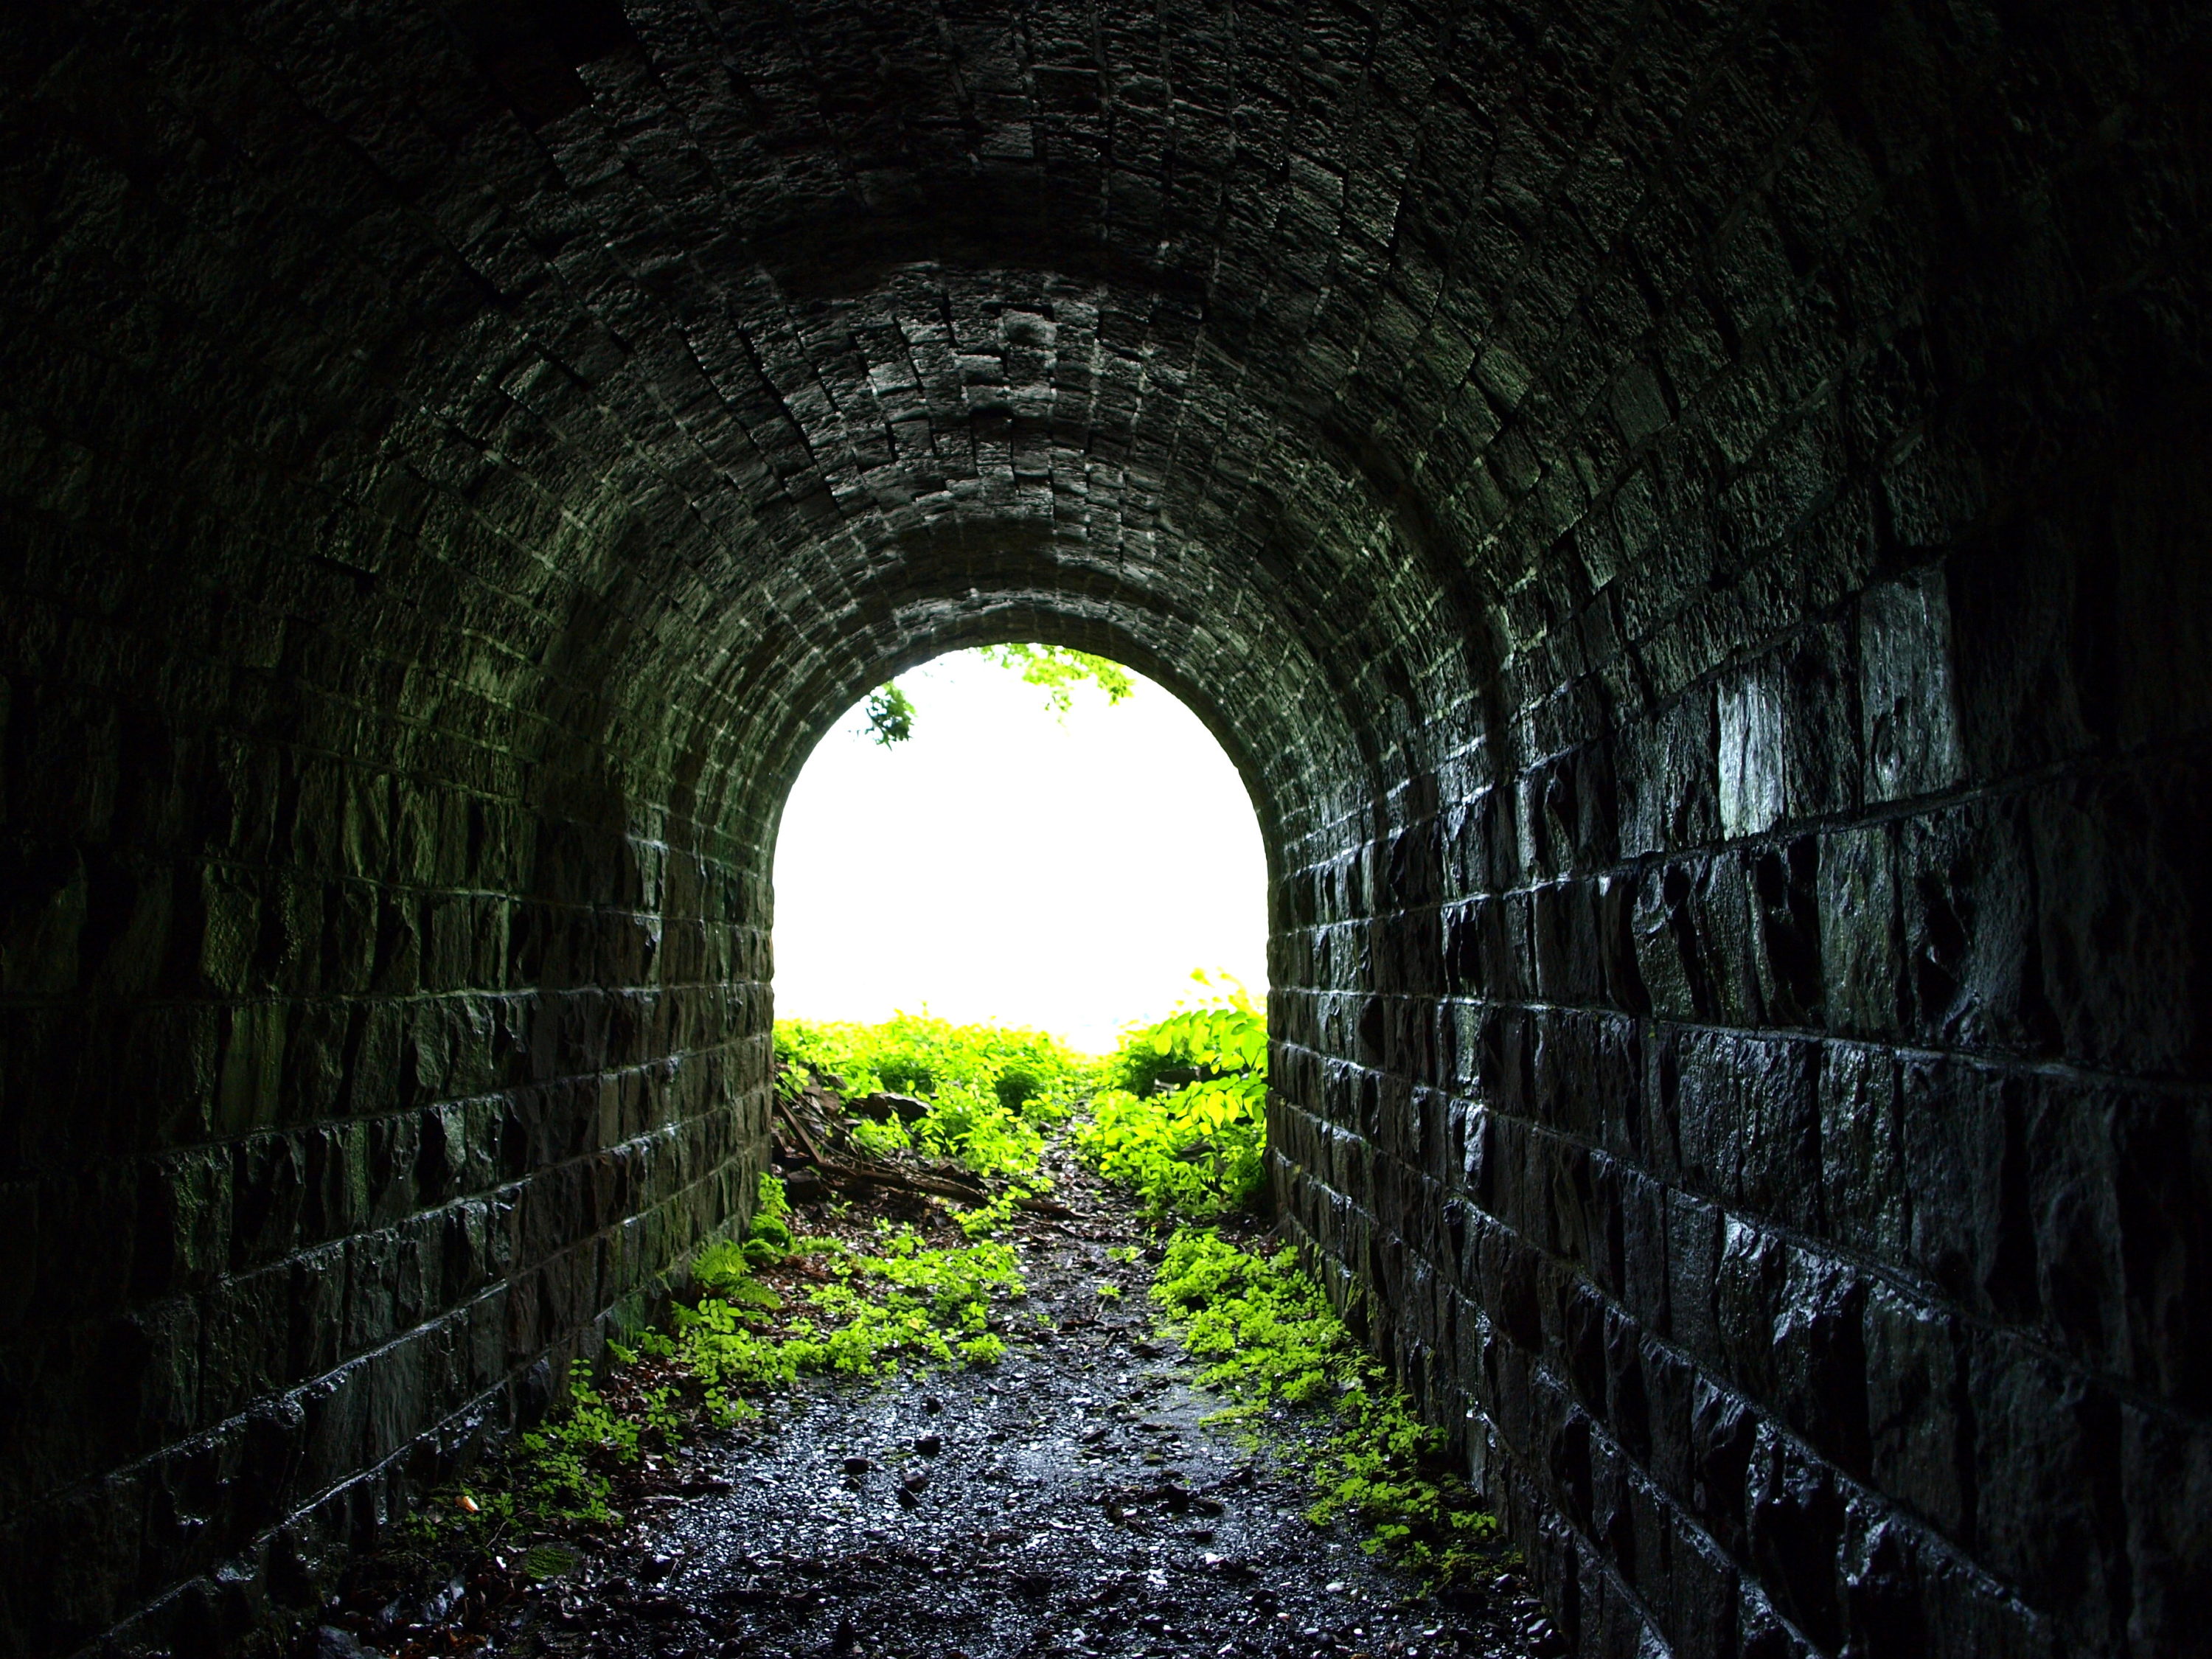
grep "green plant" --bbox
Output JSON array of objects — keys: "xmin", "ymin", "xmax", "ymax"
[
  {"xmin": 956, "ymin": 1183, "xmax": 1033, "ymax": 1239},
  {"xmin": 693, "ymin": 1175, "xmax": 796, "ymax": 1285},
  {"xmin": 975, "ymin": 642, "xmax": 1135, "ymax": 716},
  {"xmin": 863, "ymin": 682, "xmax": 915, "ymax": 744},
  {"xmin": 776, "ymin": 1012, "xmax": 1092, "ymax": 1178},
  {"xmin": 397, "ymin": 1169, "xmax": 1028, "ymax": 1550},
  {"xmin": 1076, "ymin": 975, "xmax": 1268, "ymax": 1220},
  {"xmin": 675, "ymin": 1222, "xmax": 1026, "ymax": 1417},
  {"xmin": 1151, "ymin": 1228, "xmax": 1500, "ymax": 1587},
  {"xmin": 856, "ymin": 645, "xmax": 1131, "ymax": 744},
  {"xmin": 515, "ymin": 1387, "xmax": 636, "ymax": 1526}
]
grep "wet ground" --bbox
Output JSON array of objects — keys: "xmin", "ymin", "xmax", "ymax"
[{"xmin": 314, "ymin": 1153, "xmax": 1555, "ymax": 1659}]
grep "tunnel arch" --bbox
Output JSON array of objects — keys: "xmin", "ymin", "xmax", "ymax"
[
  {"xmin": 747, "ymin": 598, "xmax": 1352, "ymax": 888},
  {"xmin": 1, "ymin": 0, "xmax": 2208, "ymax": 1655}
]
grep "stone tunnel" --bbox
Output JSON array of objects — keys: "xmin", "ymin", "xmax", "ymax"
[{"xmin": 1, "ymin": 0, "xmax": 2207, "ymax": 1652}]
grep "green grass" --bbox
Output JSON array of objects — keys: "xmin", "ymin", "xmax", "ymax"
[{"xmin": 1151, "ymin": 1227, "xmax": 1503, "ymax": 1588}]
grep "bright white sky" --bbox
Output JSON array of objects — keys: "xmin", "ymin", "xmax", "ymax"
[{"xmin": 771, "ymin": 649, "xmax": 1268, "ymax": 1053}]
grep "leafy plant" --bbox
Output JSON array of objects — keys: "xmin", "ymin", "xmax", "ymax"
[
  {"xmin": 855, "ymin": 644, "xmax": 1131, "ymax": 744},
  {"xmin": 776, "ymin": 1012, "xmax": 1091, "ymax": 1178},
  {"xmin": 863, "ymin": 682, "xmax": 915, "ymax": 745},
  {"xmin": 675, "ymin": 1223, "xmax": 1024, "ymax": 1411},
  {"xmin": 516, "ymin": 1385, "xmax": 648, "ymax": 1526},
  {"xmin": 1076, "ymin": 975, "xmax": 1269, "ymax": 1220},
  {"xmin": 976, "ymin": 642, "xmax": 1135, "ymax": 716},
  {"xmin": 1151, "ymin": 1228, "xmax": 1502, "ymax": 1587},
  {"xmin": 956, "ymin": 1183, "xmax": 1034, "ymax": 1239},
  {"xmin": 695, "ymin": 1174, "xmax": 795, "ymax": 1283}
]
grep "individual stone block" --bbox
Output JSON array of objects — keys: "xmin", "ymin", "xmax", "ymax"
[
  {"xmin": 1891, "ymin": 801, "xmax": 2047, "ymax": 1054},
  {"xmin": 1684, "ymin": 857, "xmax": 1766, "ymax": 1026},
  {"xmin": 2029, "ymin": 767, "xmax": 2208, "ymax": 1074},
  {"xmin": 1898, "ymin": 1055, "xmax": 2034, "ymax": 1321},
  {"xmin": 1769, "ymin": 1245, "xmax": 1869, "ymax": 1479},
  {"xmin": 133, "ymin": 1151, "xmax": 232, "ymax": 1298},
  {"xmin": 1714, "ymin": 1216, "xmax": 1789, "ymax": 1406},
  {"xmin": 1654, "ymin": 1500, "xmax": 1741, "ymax": 1659},
  {"xmin": 1687, "ymin": 1374, "xmax": 1760, "ymax": 1560},
  {"xmin": 1745, "ymin": 839, "xmax": 1823, "ymax": 1027},
  {"xmin": 2121, "ymin": 1402, "xmax": 2212, "ymax": 1646},
  {"xmin": 1620, "ymin": 692, "xmax": 1719, "ymax": 858},
  {"xmin": 1966, "ymin": 1330, "xmax": 2128, "ymax": 1655},
  {"xmin": 1745, "ymin": 1423, "xmax": 1847, "ymax": 1652},
  {"xmin": 214, "ymin": 1002, "xmax": 288, "ymax": 1138},
  {"xmin": 1648, "ymin": 1189, "xmax": 1717, "ymax": 1374},
  {"xmin": 1818, "ymin": 821, "xmax": 1899, "ymax": 1037},
  {"xmin": 1660, "ymin": 1029, "xmax": 1820, "ymax": 1224},
  {"xmin": 1859, "ymin": 566, "xmax": 1964, "ymax": 805},
  {"xmin": 1863, "ymin": 1280, "xmax": 1964, "ymax": 1534},
  {"xmin": 1641, "ymin": 1337, "xmax": 1694, "ymax": 1505},
  {"xmin": 1718, "ymin": 660, "xmax": 1787, "ymax": 839},
  {"xmin": 2024, "ymin": 1082, "xmax": 2128, "ymax": 1378},
  {"xmin": 1631, "ymin": 863, "xmax": 1700, "ymax": 1022},
  {"xmin": 2110, "ymin": 1091, "xmax": 2212, "ymax": 1411},
  {"xmin": 1818, "ymin": 1043, "xmax": 1905, "ymax": 1259}
]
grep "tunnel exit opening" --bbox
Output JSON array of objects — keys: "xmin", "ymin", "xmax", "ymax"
[
  {"xmin": 769, "ymin": 644, "xmax": 1270, "ymax": 1057},
  {"xmin": 762, "ymin": 643, "xmax": 1277, "ymax": 1228}
]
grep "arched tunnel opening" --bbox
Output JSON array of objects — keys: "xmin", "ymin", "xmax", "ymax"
[
  {"xmin": 769, "ymin": 646, "xmax": 1269, "ymax": 1050},
  {"xmin": 1, "ymin": 0, "xmax": 2208, "ymax": 1654}
]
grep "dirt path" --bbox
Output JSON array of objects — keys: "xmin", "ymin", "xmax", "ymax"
[{"xmin": 316, "ymin": 1150, "xmax": 1552, "ymax": 1659}]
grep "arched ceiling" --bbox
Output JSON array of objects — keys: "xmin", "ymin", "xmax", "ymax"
[
  {"xmin": 12, "ymin": 0, "xmax": 2117, "ymax": 895},
  {"xmin": 13, "ymin": 0, "xmax": 1701, "ymax": 874}
]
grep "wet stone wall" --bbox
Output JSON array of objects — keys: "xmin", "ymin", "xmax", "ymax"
[
  {"xmin": 0, "ymin": 591, "xmax": 773, "ymax": 1652},
  {"xmin": 1, "ymin": 0, "xmax": 2208, "ymax": 1654},
  {"xmin": 1270, "ymin": 514, "xmax": 2212, "ymax": 1658}
]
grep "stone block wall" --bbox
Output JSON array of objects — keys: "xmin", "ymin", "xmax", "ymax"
[
  {"xmin": 1, "ymin": 0, "xmax": 2207, "ymax": 1653},
  {"xmin": 1264, "ymin": 35, "xmax": 2212, "ymax": 1653},
  {"xmin": 1273, "ymin": 530, "xmax": 2212, "ymax": 1654},
  {"xmin": 0, "ymin": 565, "xmax": 773, "ymax": 1652}
]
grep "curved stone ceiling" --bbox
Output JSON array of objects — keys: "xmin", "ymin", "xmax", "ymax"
[{"xmin": 6, "ymin": 1, "xmax": 2208, "ymax": 1653}]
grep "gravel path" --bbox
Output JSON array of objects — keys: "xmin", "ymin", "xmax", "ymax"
[{"xmin": 316, "ymin": 1158, "xmax": 1554, "ymax": 1659}]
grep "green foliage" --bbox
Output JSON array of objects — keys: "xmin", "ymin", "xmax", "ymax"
[
  {"xmin": 955, "ymin": 1183, "xmax": 1034, "ymax": 1239},
  {"xmin": 976, "ymin": 642, "xmax": 1135, "ymax": 716},
  {"xmin": 855, "ymin": 645, "xmax": 1129, "ymax": 746},
  {"xmin": 516, "ymin": 1383, "xmax": 671, "ymax": 1526},
  {"xmin": 1114, "ymin": 973, "xmax": 1270, "ymax": 1082},
  {"xmin": 1152, "ymin": 1228, "xmax": 1500, "ymax": 1587},
  {"xmin": 428, "ymin": 1168, "xmax": 1023, "ymax": 1540},
  {"xmin": 1076, "ymin": 975, "xmax": 1269, "ymax": 1220},
  {"xmin": 863, "ymin": 681, "xmax": 915, "ymax": 745},
  {"xmin": 675, "ymin": 1224, "xmax": 1023, "ymax": 1413},
  {"xmin": 694, "ymin": 1174, "xmax": 796, "ymax": 1285},
  {"xmin": 776, "ymin": 1012, "xmax": 1091, "ymax": 1178}
]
